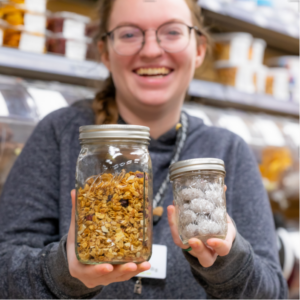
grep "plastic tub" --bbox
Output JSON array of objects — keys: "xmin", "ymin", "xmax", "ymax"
[
  {"xmin": 46, "ymin": 33, "xmax": 91, "ymax": 60},
  {"xmin": 215, "ymin": 61, "xmax": 256, "ymax": 93},
  {"xmin": 213, "ymin": 32, "xmax": 253, "ymax": 64},
  {"xmin": 265, "ymin": 68, "xmax": 290, "ymax": 101},
  {"xmin": 249, "ymin": 38, "xmax": 266, "ymax": 66},
  {"xmin": 47, "ymin": 11, "xmax": 90, "ymax": 39}
]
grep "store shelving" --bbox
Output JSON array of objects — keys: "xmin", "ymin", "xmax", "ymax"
[
  {"xmin": 0, "ymin": 47, "xmax": 108, "ymax": 86},
  {"xmin": 189, "ymin": 79, "xmax": 299, "ymax": 117},
  {"xmin": 0, "ymin": 47, "xmax": 298, "ymax": 117},
  {"xmin": 199, "ymin": 0, "xmax": 299, "ymax": 54}
]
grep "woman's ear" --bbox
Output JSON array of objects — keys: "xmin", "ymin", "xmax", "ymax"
[
  {"xmin": 98, "ymin": 40, "xmax": 111, "ymax": 72},
  {"xmin": 195, "ymin": 37, "xmax": 207, "ymax": 68}
]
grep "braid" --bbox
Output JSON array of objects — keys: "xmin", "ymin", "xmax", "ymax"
[{"xmin": 92, "ymin": 75, "xmax": 118, "ymax": 125}]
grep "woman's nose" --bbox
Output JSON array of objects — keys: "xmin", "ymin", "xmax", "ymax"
[{"xmin": 139, "ymin": 31, "xmax": 164, "ymax": 58}]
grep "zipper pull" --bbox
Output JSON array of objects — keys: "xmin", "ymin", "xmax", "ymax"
[{"xmin": 134, "ymin": 277, "xmax": 142, "ymax": 295}]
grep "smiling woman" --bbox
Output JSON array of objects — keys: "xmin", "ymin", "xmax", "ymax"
[
  {"xmin": 93, "ymin": 0, "xmax": 208, "ymax": 136},
  {"xmin": 0, "ymin": 0, "xmax": 288, "ymax": 299}
]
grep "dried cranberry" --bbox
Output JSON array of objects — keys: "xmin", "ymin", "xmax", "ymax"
[
  {"xmin": 107, "ymin": 195, "xmax": 112, "ymax": 202},
  {"xmin": 136, "ymin": 173, "xmax": 144, "ymax": 178},
  {"xmin": 120, "ymin": 199, "xmax": 129, "ymax": 207},
  {"xmin": 86, "ymin": 214, "xmax": 94, "ymax": 221}
]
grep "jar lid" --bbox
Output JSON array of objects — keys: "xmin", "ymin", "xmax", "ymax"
[
  {"xmin": 169, "ymin": 158, "xmax": 225, "ymax": 180},
  {"xmin": 79, "ymin": 125, "xmax": 150, "ymax": 142}
]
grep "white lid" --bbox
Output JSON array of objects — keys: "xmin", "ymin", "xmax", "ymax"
[
  {"xmin": 51, "ymin": 12, "xmax": 91, "ymax": 23},
  {"xmin": 212, "ymin": 32, "xmax": 253, "ymax": 42},
  {"xmin": 252, "ymin": 38, "xmax": 267, "ymax": 47}
]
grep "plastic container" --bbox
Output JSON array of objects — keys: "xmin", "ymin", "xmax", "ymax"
[
  {"xmin": 215, "ymin": 61, "xmax": 256, "ymax": 93},
  {"xmin": 265, "ymin": 68, "xmax": 290, "ymax": 101},
  {"xmin": 46, "ymin": 33, "xmax": 91, "ymax": 60},
  {"xmin": 267, "ymin": 56, "xmax": 299, "ymax": 103},
  {"xmin": 75, "ymin": 125, "xmax": 153, "ymax": 264},
  {"xmin": 213, "ymin": 32, "xmax": 253, "ymax": 64},
  {"xmin": 249, "ymin": 38, "xmax": 266, "ymax": 66},
  {"xmin": 169, "ymin": 158, "xmax": 227, "ymax": 245},
  {"xmin": 253, "ymin": 65, "xmax": 268, "ymax": 93},
  {"xmin": 47, "ymin": 11, "xmax": 90, "ymax": 39}
]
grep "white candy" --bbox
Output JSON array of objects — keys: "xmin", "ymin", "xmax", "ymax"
[
  {"xmin": 182, "ymin": 223, "xmax": 198, "ymax": 239},
  {"xmin": 179, "ymin": 188, "xmax": 205, "ymax": 201},
  {"xmin": 180, "ymin": 210, "xmax": 197, "ymax": 225},
  {"xmin": 211, "ymin": 207, "xmax": 225, "ymax": 223},
  {"xmin": 183, "ymin": 203, "xmax": 190, "ymax": 210},
  {"xmin": 197, "ymin": 218, "xmax": 221, "ymax": 236},
  {"xmin": 190, "ymin": 198, "xmax": 214, "ymax": 214}
]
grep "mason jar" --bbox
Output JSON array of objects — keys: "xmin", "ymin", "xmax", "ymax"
[
  {"xmin": 169, "ymin": 158, "xmax": 227, "ymax": 245},
  {"xmin": 75, "ymin": 125, "xmax": 153, "ymax": 264}
]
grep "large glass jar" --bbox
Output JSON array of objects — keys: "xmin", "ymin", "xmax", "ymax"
[
  {"xmin": 169, "ymin": 158, "xmax": 227, "ymax": 245},
  {"xmin": 75, "ymin": 125, "xmax": 153, "ymax": 265}
]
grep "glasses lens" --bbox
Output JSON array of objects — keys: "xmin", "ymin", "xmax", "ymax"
[
  {"xmin": 158, "ymin": 23, "xmax": 190, "ymax": 53},
  {"xmin": 111, "ymin": 26, "xmax": 143, "ymax": 55}
]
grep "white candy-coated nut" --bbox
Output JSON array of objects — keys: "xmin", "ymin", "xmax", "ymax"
[
  {"xmin": 190, "ymin": 198, "xmax": 214, "ymax": 214},
  {"xmin": 180, "ymin": 210, "xmax": 197, "ymax": 225}
]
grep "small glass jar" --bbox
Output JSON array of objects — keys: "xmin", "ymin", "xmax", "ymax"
[
  {"xmin": 169, "ymin": 158, "xmax": 227, "ymax": 245},
  {"xmin": 75, "ymin": 125, "xmax": 153, "ymax": 265}
]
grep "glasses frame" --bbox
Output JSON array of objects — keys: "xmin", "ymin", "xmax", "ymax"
[{"xmin": 101, "ymin": 21, "xmax": 203, "ymax": 55}]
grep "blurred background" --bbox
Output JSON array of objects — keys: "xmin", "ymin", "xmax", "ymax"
[{"xmin": 0, "ymin": 0, "xmax": 299, "ymax": 297}]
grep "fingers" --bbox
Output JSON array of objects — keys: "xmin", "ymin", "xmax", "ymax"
[
  {"xmin": 167, "ymin": 205, "xmax": 190, "ymax": 250},
  {"xmin": 206, "ymin": 214, "xmax": 236, "ymax": 257},
  {"xmin": 188, "ymin": 238, "xmax": 218, "ymax": 268},
  {"xmin": 224, "ymin": 185, "xmax": 227, "ymax": 192}
]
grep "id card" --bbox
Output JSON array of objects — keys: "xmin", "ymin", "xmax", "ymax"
[{"xmin": 137, "ymin": 244, "xmax": 167, "ymax": 279}]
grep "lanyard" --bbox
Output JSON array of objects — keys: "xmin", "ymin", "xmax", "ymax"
[{"xmin": 118, "ymin": 111, "xmax": 189, "ymax": 225}]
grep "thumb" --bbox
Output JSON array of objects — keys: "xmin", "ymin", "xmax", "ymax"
[{"xmin": 68, "ymin": 189, "xmax": 76, "ymax": 245}]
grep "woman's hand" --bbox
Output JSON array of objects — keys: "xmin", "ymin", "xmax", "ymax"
[
  {"xmin": 66, "ymin": 190, "xmax": 151, "ymax": 288},
  {"xmin": 167, "ymin": 187, "xmax": 236, "ymax": 268}
]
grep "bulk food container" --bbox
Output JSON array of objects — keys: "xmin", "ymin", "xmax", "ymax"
[
  {"xmin": 169, "ymin": 158, "xmax": 228, "ymax": 245},
  {"xmin": 215, "ymin": 61, "xmax": 256, "ymax": 93},
  {"xmin": 75, "ymin": 125, "xmax": 153, "ymax": 264},
  {"xmin": 213, "ymin": 32, "xmax": 253, "ymax": 64},
  {"xmin": 265, "ymin": 68, "xmax": 290, "ymax": 101}
]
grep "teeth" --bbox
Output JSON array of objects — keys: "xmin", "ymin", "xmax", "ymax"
[{"xmin": 136, "ymin": 67, "xmax": 171, "ymax": 76}]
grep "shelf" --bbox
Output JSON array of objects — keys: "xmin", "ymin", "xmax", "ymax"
[
  {"xmin": 199, "ymin": 0, "xmax": 299, "ymax": 54},
  {"xmin": 0, "ymin": 47, "xmax": 109, "ymax": 86},
  {"xmin": 0, "ymin": 47, "xmax": 298, "ymax": 117},
  {"xmin": 189, "ymin": 79, "xmax": 299, "ymax": 118}
]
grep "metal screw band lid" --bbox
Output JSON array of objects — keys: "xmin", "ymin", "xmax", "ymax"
[
  {"xmin": 79, "ymin": 125, "xmax": 150, "ymax": 141},
  {"xmin": 169, "ymin": 158, "xmax": 225, "ymax": 180}
]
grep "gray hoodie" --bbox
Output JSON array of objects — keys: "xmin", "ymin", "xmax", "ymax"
[{"xmin": 0, "ymin": 100, "xmax": 288, "ymax": 299}]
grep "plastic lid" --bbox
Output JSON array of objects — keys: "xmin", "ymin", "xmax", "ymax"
[
  {"xmin": 169, "ymin": 158, "xmax": 225, "ymax": 180},
  {"xmin": 51, "ymin": 12, "xmax": 91, "ymax": 23},
  {"xmin": 212, "ymin": 32, "xmax": 253, "ymax": 42},
  {"xmin": 79, "ymin": 124, "xmax": 150, "ymax": 142}
]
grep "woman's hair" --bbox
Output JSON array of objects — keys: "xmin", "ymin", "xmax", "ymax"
[{"xmin": 92, "ymin": 0, "xmax": 208, "ymax": 125}]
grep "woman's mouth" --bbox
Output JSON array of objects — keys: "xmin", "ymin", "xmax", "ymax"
[{"xmin": 133, "ymin": 67, "xmax": 173, "ymax": 78}]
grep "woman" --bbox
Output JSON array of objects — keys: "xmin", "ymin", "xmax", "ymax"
[{"xmin": 0, "ymin": 0, "xmax": 287, "ymax": 298}]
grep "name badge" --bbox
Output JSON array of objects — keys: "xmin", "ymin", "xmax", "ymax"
[{"xmin": 137, "ymin": 244, "xmax": 167, "ymax": 279}]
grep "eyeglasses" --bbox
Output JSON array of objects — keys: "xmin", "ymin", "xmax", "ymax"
[{"xmin": 102, "ymin": 21, "xmax": 202, "ymax": 56}]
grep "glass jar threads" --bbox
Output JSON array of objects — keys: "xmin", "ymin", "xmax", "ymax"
[
  {"xmin": 169, "ymin": 158, "xmax": 227, "ymax": 245},
  {"xmin": 75, "ymin": 125, "xmax": 153, "ymax": 264}
]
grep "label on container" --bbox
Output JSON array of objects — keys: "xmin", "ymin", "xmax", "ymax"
[
  {"xmin": 0, "ymin": 92, "xmax": 9, "ymax": 116},
  {"xmin": 25, "ymin": 0, "xmax": 46, "ymax": 13},
  {"xmin": 27, "ymin": 88, "xmax": 68, "ymax": 119},
  {"xmin": 24, "ymin": 13, "xmax": 46, "ymax": 34},
  {"xmin": 65, "ymin": 40, "xmax": 87, "ymax": 60},
  {"xmin": 137, "ymin": 244, "xmax": 167, "ymax": 279},
  {"xmin": 63, "ymin": 19, "xmax": 86, "ymax": 39},
  {"xmin": 19, "ymin": 33, "xmax": 45, "ymax": 53}
]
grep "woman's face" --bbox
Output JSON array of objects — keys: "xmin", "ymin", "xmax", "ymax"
[{"xmin": 100, "ymin": 0, "xmax": 206, "ymax": 109}]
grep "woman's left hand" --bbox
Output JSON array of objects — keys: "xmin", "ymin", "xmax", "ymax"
[{"xmin": 167, "ymin": 206, "xmax": 236, "ymax": 268}]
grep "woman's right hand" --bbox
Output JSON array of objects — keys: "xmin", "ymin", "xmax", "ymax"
[{"xmin": 66, "ymin": 190, "xmax": 151, "ymax": 289}]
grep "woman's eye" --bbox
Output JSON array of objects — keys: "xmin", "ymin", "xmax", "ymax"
[
  {"xmin": 168, "ymin": 31, "xmax": 180, "ymax": 35},
  {"xmin": 121, "ymin": 33, "xmax": 135, "ymax": 39}
]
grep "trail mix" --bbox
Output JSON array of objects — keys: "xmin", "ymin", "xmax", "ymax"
[{"xmin": 76, "ymin": 170, "xmax": 151, "ymax": 264}]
